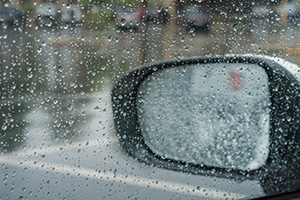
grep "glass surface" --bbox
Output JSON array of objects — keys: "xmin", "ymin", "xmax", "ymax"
[
  {"xmin": 1, "ymin": 0, "xmax": 300, "ymax": 199},
  {"xmin": 137, "ymin": 63, "xmax": 270, "ymax": 170}
]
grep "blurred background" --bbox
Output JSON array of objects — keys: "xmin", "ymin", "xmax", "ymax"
[{"xmin": 1, "ymin": 0, "xmax": 300, "ymax": 152}]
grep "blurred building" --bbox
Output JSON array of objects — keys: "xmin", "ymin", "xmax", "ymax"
[
  {"xmin": 1, "ymin": 0, "xmax": 300, "ymax": 14},
  {"xmin": 176, "ymin": 0, "xmax": 292, "ymax": 14},
  {"xmin": 0, "ymin": 0, "xmax": 77, "ymax": 7}
]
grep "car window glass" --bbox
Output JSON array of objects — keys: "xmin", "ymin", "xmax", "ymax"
[{"xmin": 1, "ymin": 0, "xmax": 300, "ymax": 199}]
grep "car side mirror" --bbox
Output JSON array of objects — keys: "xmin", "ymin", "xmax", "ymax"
[{"xmin": 112, "ymin": 56, "xmax": 300, "ymax": 192}]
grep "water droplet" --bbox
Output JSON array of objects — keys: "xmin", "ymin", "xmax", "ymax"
[
  {"xmin": 2, "ymin": 125, "xmax": 7, "ymax": 131},
  {"xmin": 45, "ymin": 20, "xmax": 52, "ymax": 27},
  {"xmin": 68, "ymin": 104, "xmax": 73, "ymax": 111},
  {"xmin": 37, "ymin": 46, "xmax": 42, "ymax": 53},
  {"xmin": 27, "ymin": 72, "xmax": 33, "ymax": 79},
  {"xmin": 239, "ymin": 26, "xmax": 246, "ymax": 35},
  {"xmin": 63, "ymin": 24, "xmax": 68, "ymax": 29},
  {"xmin": 181, "ymin": 67, "xmax": 187, "ymax": 74},
  {"xmin": 233, "ymin": 23, "xmax": 238, "ymax": 32},
  {"xmin": 94, "ymin": 106, "xmax": 100, "ymax": 111},
  {"xmin": 120, "ymin": 19, "xmax": 126, "ymax": 26},
  {"xmin": 157, "ymin": 6, "xmax": 162, "ymax": 13},
  {"xmin": 53, "ymin": 99, "xmax": 58, "ymax": 104},
  {"xmin": 58, "ymin": 65, "xmax": 63, "ymax": 72},
  {"xmin": 180, "ymin": 36, "xmax": 185, "ymax": 42}
]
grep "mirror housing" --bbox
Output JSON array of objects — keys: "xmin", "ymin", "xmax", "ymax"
[{"xmin": 112, "ymin": 56, "xmax": 300, "ymax": 185}]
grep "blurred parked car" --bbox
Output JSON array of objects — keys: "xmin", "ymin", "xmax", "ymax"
[
  {"xmin": 61, "ymin": 5, "xmax": 82, "ymax": 25},
  {"xmin": 182, "ymin": 5, "xmax": 211, "ymax": 32},
  {"xmin": 277, "ymin": 1, "xmax": 300, "ymax": 19},
  {"xmin": 35, "ymin": 3, "xmax": 58, "ymax": 27},
  {"xmin": 116, "ymin": 8, "xmax": 145, "ymax": 30},
  {"xmin": 0, "ymin": 5, "xmax": 24, "ymax": 26},
  {"xmin": 251, "ymin": 5, "xmax": 272, "ymax": 17},
  {"xmin": 146, "ymin": 7, "xmax": 169, "ymax": 24}
]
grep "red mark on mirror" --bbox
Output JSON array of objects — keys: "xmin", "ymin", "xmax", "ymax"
[{"xmin": 230, "ymin": 71, "xmax": 243, "ymax": 91}]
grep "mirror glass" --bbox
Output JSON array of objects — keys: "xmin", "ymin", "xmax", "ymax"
[{"xmin": 137, "ymin": 63, "xmax": 270, "ymax": 170}]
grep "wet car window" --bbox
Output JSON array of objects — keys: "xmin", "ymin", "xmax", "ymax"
[{"xmin": 1, "ymin": 0, "xmax": 300, "ymax": 199}]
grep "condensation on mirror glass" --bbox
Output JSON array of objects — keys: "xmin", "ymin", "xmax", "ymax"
[{"xmin": 137, "ymin": 63, "xmax": 270, "ymax": 170}]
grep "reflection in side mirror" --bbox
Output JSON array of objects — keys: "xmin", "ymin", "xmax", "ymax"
[{"xmin": 137, "ymin": 63, "xmax": 270, "ymax": 170}]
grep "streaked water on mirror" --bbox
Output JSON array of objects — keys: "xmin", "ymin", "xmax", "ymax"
[{"xmin": 137, "ymin": 63, "xmax": 270, "ymax": 170}]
